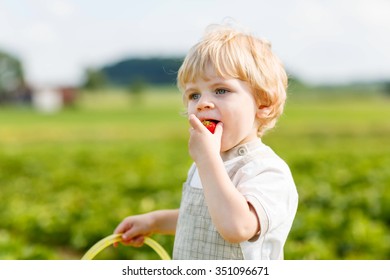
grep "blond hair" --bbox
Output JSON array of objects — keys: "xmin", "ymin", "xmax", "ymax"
[{"xmin": 177, "ymin": 24, "xmax": 288, "ymax": 136}]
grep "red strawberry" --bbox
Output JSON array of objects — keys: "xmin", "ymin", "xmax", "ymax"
[{"xmin": 202, "ymin": 120, "xmax": 217, "ymax": 134}]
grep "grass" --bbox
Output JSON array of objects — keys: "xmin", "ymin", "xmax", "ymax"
[{"xmin": 1, "ymin": 85, "xmax": 389, "ymax": 259}]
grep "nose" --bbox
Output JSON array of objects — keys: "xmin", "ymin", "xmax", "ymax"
[{"xmin": 196, "ymin": 94, "xmax": 215, "ymax": 111}]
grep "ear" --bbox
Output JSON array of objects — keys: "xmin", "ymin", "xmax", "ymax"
[{"xmin": 256, "ymin": 105, "xmax": 272, "ymax": 119}]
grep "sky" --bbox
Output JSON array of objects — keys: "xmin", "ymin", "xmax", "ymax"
[{"xmin": 1, "ymin": 0, "xmax": 390, "ymax": 87}]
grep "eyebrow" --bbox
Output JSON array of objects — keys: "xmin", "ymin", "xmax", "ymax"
[
  {"xmin": 183, "ymin": 78, "xmax": 237, "ymax": 95},
  {"xmin": 211, "ymin": 82, "xmax": 231, "ymax": 88},
  {"xmin": 184, "ymin": 85, "xmax": 199, "ymax": 95}
]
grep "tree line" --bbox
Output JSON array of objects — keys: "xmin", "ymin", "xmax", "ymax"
[
  {"xmin": 83, "ymin": 57, "xmax": 183, "ymax": 90},
  {"xmin": 0, "ymin": 49, "xmax": 28, "ymax": 103},
  {"xmin": 1, "ymin": 48, "xmax": 390, "ymax": 99}
]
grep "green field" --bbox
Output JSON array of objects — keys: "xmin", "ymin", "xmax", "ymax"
[{"xmin": 1, "ymin": 86, "xmax": 389, "ymax": 259}]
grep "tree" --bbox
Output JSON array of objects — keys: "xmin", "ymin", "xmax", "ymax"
[
  {"xmin": 0, "ymin": 50, "xmax": 25, "ymax": 103},
  {"xmin": 128, "ymin": 76, "xmax": 147, "ymax": 105},
  {"xmin": 82, "ymin": 68, "xmax": 107, "ymax": 90},
  {"xmin": 383, "ymin": 81, "xmax": 390, "ymax": 97}
]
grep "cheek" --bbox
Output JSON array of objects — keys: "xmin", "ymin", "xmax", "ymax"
[
  {"xmin": 186, "ymin": 103, "xmax": 196, "ymax": 115},
  {"xmin": 227, "ymin": 104, "xmax": 257, "ymax": 126},
  {"xmin": 225, "ymin": 108, "xmax": 257, "ymax": 135}
]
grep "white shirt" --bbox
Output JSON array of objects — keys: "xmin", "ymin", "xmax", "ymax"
[{"xmin": 189, "ymin": 138, "xmax": 298, "ymax": 259}]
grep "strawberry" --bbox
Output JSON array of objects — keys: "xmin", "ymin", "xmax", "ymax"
[{"xmin": 202, "ymin": 120, "xmax": 217, "ymax": 134}]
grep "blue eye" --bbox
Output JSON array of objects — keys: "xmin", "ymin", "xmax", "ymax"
[
  {"xmin": 189, "ymin": 93, "xmax": 201, "ymax": 100},
  {"xmin": 215, "ymin": 88, "xmax": 228, "ymax": 95}
]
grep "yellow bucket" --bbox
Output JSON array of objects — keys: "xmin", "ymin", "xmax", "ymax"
[{"xmin": 81, "ymin": 233, "xmax": 171, "ymax": 260}]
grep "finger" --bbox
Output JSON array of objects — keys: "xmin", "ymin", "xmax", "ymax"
[
  {"xmin": 188, "ymin": 114, "xmax": 204, "ymax": 130},
  {"xmin": 122, "ymin": 230, "xmax": 136, "ymax": 242},
  {"xmin": 214, "ymin": 121, "xmax": 223, "ymax": 137},
  {"xmin": 120, "ymin": 235, "xmax": 145, "ymax": 247},
  {"xmin": 130, "ymin": 236, "xmax": 145, "ymax": 248},
  {"xmin": 114, "ymin": 222, "xmax": 130, "ymax": 236}
]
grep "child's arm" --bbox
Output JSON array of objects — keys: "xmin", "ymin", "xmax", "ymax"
[
  {"xmin": 114, "ymin": 209, "xmax": 178, "ymax": 246},
  {"xmin": 188, "ymin": 115, "xmax": 260, "ymax": 243}
]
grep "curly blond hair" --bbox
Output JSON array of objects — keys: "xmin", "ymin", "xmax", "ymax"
[{"xmin": 177, "ymin": 24, "xmax": 288, "ymax": 136}]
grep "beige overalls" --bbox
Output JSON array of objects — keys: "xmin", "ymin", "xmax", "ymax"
[{"xmin": 172, "ymin": 148, "xmax": 258, "ymax": 260}]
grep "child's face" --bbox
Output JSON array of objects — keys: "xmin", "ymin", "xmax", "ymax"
[{"xmin": 184, "ymin": 65, "xmax": 260, "ymax": 152}]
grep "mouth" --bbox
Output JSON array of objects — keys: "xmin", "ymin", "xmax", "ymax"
[
  {"xmin": 202, "ymin": 119, "xmax": 219, "ymax": 124},
  {"xmin": 201, "ymin": 119, "xmax": 220, "ymax": 133}
]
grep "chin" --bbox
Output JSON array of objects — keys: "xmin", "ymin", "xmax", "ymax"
[{"xmin": 220, "ymin": 140, "xmax": 236, "ymax": 153}]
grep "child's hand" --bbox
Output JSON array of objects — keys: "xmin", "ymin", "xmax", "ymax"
[
  {"xmin": 188, "ymin": 114, "xmax": 223, "ymax": 163},
  {"xmin": 113, "ymin": 213, "xmax": 153, "ymax": 247}
]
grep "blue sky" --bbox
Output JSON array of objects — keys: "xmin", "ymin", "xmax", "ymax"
[{"xmin": 1, "ymin": 0, "xmax": 390, "ymax": 86}]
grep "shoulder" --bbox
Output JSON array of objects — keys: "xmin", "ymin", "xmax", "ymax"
[
  {"xmin": 237, "ymin": 142, "xmax": 293, "ymax": 179},
  {"xmin": 232, "ymin": 142, "xmax": 297, "ymax": 201},
  {"xmin": 235, "ymin": 143, "xmax": 298, "ymax": 237}
]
